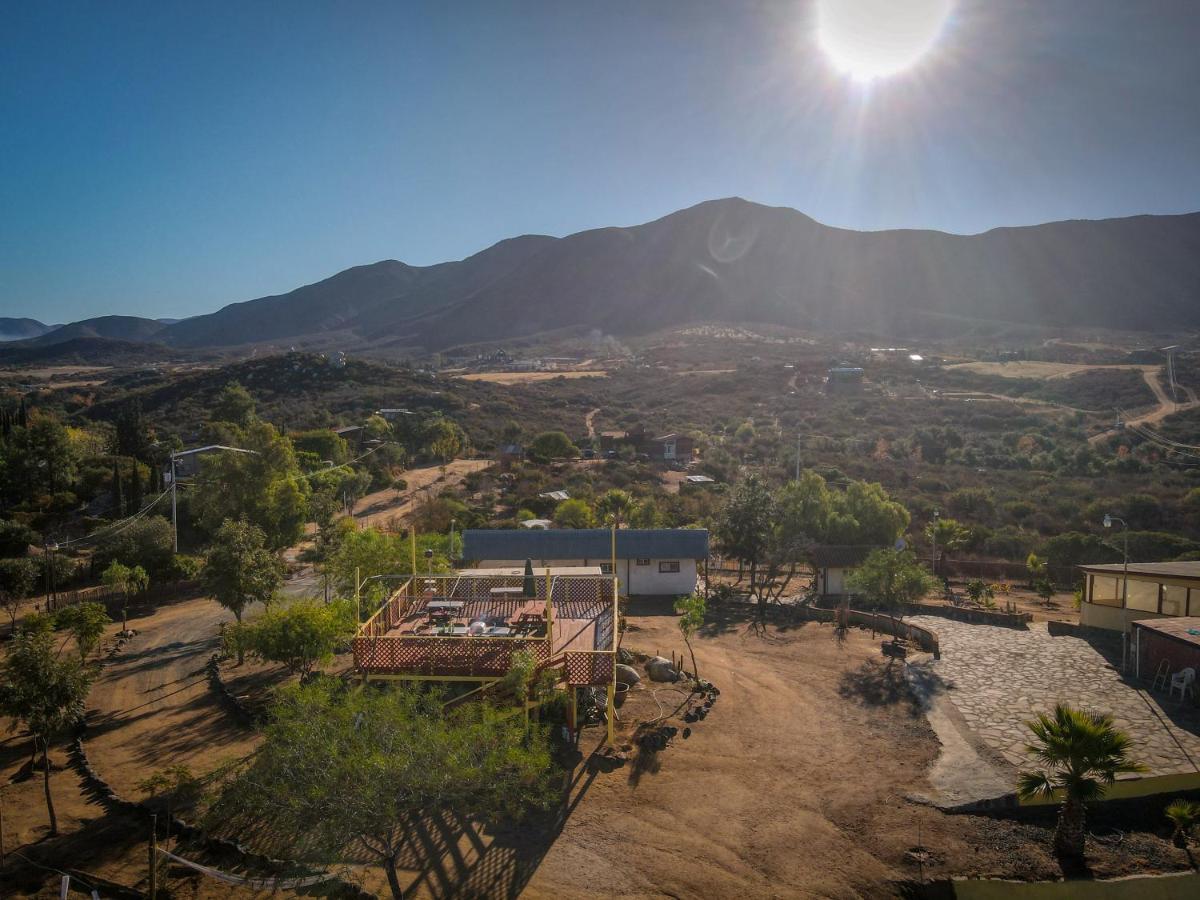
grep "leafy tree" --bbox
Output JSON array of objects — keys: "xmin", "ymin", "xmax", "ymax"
[
  {"xmin": 1017, "ymin": 704, "xmax": 1144, "ymax": 859},
  {"xmin": 0, "ymin": 519, "xmax": 39, "ymax": 556},
  {"xmin": 1040, "ymin": 532, "xmax": 1120, "ymax": 570},
  {"xmin": 1034, "ymin": 575, "xmax": 1056, "ymax": 608},
  {"xmin": 102, "ymin": 560, "xmax": 149, "ymax": 631},
  {"xmin": 629, "ymin": 498, "xmax": 662, "ymax": 528},
  {"xmin": 211, "ymin": 381, "xmax": 257, "ymax": 427},
  {"xmin": 290, "ymin": 429, "xmax": 349, "ymax": 465},
  {"xmin": 674, "ymin": 592, "xmax": 707, "ymax": 687},
  {"xmin": 325, "ymin": 527, "xmax": 440, "ymax": 609},
  {"xmin": 595, "ymin": 489, "xmax": 633, "ymax": 526},
  {"xmin": 964, "ymin": 579, "xmax": 995, "ymax": 608},
  {"xmin": 423, "ymin": 416, "xmax": 466, "ymax": 463},
  {"xmin": 0, "ymin": 556, "xmax": 38, "ymax": 628},
  {"xmin": 227, "ymin": 599, "xmax": 355, "ymax": 679},
  {"xmin": 1165, "ymin": 799, "xmax": 1200, "ymax": 848},
  {"xmin": 202, "ymin": 520, "xmax": 282, "ymax": 659},
  {"xmin": 528, "ymin": 430, "xmax": 578, "ymax": 462},
  {"xmin": 714, "ymin": 475, "xmax": 775, "ymax": 609},
  {"xmin": 553, "ymin": 498, "xmax": 595, "ymax": 529},
  {"xmin": 112, "ymin": 400, "xmax": 154, "ymax": 463},
  {"xmin": 54, "ymin": 601, "xmax": 111, "ymax": 660},
  {"xmin": 0, "ymin": 412, "xmax": 78, "ymax": 500},
  {"xmin": 846, "ymin": 549, "xmax": 934, "ymax": 630},
  {"xmin": 0, "ymin": 622, "xmax": 94, "ymax": 836},
  {"xmin": 925, "ymin": 517, "xmax": 969, "ymax": 573},
  {"xmin": 207, "ymin": 680, "xmax": 557, "ymax": 899},
  {"xmin": 827, "ymin": 480, "xmax": 910, "ymax": 546},
  {"xmin": 192, "ymin": 421, "xmax": 311, "ymax": 550},
  {"xmin": 95, "ymin": 515, "xmax": 175, "ymax": 580}
]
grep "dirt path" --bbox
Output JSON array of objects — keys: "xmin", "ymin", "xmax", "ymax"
[
  {"xmin": 353, "ymin": 458, "xmax": 492, "ymax": 529},
  {"xmin": 584, "ymin": 408, "xmax": 600, "ymax": 438},
  {"xmin": 1090, "ymin": 367, "xmax": 1200, "ymax": 444}
]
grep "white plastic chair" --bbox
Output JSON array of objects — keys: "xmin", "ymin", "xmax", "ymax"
[{"xmin": 1170, "ymin": 667, "xmax": 1195, "ymax": 701}]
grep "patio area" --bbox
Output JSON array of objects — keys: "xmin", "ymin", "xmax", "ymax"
[{"xmin": 906, "ymin": 616, "xmax": 1200, "ymax": 777}]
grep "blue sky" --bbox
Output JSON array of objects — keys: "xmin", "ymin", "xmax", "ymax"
[{"xmin": 2, "ymin": 1, "xmax": 1198, "ymax": 324}]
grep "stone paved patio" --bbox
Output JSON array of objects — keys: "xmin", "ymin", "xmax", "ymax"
[{"xmin": 906, "ymin": 616, "xmax": 1200, "ymax": 776}]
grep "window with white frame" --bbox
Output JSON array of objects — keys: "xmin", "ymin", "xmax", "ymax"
[
  {"xmin": 636, "ymin": 558, "xmax": 650, "ymax": 566},
  {"xmin": 658, "ymin": 561, "xmax": 680, "ymax": 573},
  {"xmin": 599, "ymin": 563, "xmax": 613, "ymax": 574}
]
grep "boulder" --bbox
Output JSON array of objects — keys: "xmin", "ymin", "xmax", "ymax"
[
  {"xmin": 645, "ymin": 656, "xmax": 680, "ymax": 682},
  {"xmin": 616, "ymin": 647, "xmax": 637, "ymax": 666},
  {"xmin": 615, "ymin": 664, "xmax": 641, "ymax": 686}
]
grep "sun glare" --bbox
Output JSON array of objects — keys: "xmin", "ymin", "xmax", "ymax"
[{"xmin": 816, "ymin": 0, "xmax": 953, "ymax": 82}]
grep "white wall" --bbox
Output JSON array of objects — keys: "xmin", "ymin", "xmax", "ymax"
[
  {"xmin": 1080, "ymin": 600, "xmax": 1162, "ymax": 632},
  {"xmin": 475, "ymin": 557, "xmax": 698, "ymax": 596},
  {"xmin": 818, "ymin": 566, "xmax": 852, "ymax": 598}
]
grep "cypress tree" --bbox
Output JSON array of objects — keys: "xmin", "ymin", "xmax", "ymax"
[
  {"xmin": 17, "ymin": 397, "xmax": 28, "ymax": 429},
  {"xmin": 112, "ymin": 460, "xmax": 124, "ymax": 516},
  {"xmin": 129, "ymin": 459, "xmax": 143, "ymax": 512}
]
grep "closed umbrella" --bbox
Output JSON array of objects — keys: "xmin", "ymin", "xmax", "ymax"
[{"xmin": 523, "ymin": 558, "xmax": 536, "ymax": 598}]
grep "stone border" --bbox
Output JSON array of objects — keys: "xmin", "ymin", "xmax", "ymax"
[
  {"xmin": 205, "ymin": 653, "xmax": 265, "ymax": 725},
  {"xmin": 70, "ymin": 716, "xmax": 375, "ymax": 898},
  {"xmin": 904, "ymin": 602, "xmax": 1032, "ymax": 630}
]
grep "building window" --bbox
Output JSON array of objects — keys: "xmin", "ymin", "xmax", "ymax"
[
  {"xmin": 599, "ymin": 563, "xmax": 613, "ymax": 575},
  {"xmin": 1162, "ymin": 584, "xmax": 1187, "ymax": 617},
  {"xmin": 636, "ymin": 558, "xmax": 650, "ymax": 566},
  {"xmin": 659, "ymin": 561, "xmax": 680, "ymax": 574},
  {"xmin": 1126, "ymin": 578, "xmax": 1160, "ymax": 613},
  {"xmin": 1089, "ymin": 576, "xmax": 1122, "ymax": 608}
]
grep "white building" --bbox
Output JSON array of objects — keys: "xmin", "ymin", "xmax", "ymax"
[
  {"xmin": 462, "ymin": 528, "xmax": 709, "ymax": 597},
  {"xmin": 811, "ymin": 546, "xmax": 878, "ymax": 600},
  {"xmin": 1079, "ymin": 562, "xmax": 1200, "ymax": 632}
]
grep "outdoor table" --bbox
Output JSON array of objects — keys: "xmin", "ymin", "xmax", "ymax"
[
  {"xmin": 485, "ymin": 626, "xmax": 513, "ymax": 636},
  {"xmin": 427, "ymin": 600, "xmax": 466, "ymax": 611},
  {"xmin": 490, "ymin": 586, "xmax": 525, "ymax": 596}
]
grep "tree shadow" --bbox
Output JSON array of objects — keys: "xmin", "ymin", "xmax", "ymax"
[
  {"xmin": 698, "ymin": 600, "xmax": 812, "ymax": 639},
  {"xmin": 837, "ymin": 658, "xmax": 935, "ymax": 717}
]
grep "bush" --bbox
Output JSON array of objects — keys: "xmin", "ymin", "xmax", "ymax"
[
  {"xmin": 0, "ymin": 520, "xmax": 40, "ymax": 556},
  {"xmin": 227, "ymin": 599, "xmax": 356, "ymax": 678},
  {"xmin": 94, "ymin": 515, "xmax": 174, "ymax": 580}
]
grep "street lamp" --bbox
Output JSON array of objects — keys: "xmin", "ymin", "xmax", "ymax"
[
  {"xmin": 449, "ymin": 518, "xmax": 457, "ymax": 564},
  {"xmin": 1103, "ymin": 514, "xmax": 1129, "ymax": 608}
]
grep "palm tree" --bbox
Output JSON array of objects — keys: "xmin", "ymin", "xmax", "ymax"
[
  {"xmin": 1017, "ymin": 704, "xmax": 1145, "ymax": 859},
  {"xmin": 1165, "ymin": 799, "xmax": 1200, "ymax": 848}
]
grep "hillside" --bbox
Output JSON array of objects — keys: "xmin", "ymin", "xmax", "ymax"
[
  {"xmin": 11, "ymin": 315, "xmax": 167, "ymax": 348},
  {"xmin": 25, "ymin": 200, "xmax": 1200, "ymax": 353},
  {"xmin": 0, "ymin": 317, "xmax": 56, "ymax": 342}
]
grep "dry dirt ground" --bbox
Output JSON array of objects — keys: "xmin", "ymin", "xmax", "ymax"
[
  {"xmin": 4, "ymin": 595, "xmax": 1190, "ymax": 898},
  {"xmin": 457, "ymin": 371, "xmax": 607, "ymax": 385}
]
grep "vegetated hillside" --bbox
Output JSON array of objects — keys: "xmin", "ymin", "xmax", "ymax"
[
  {"xmin": 9, "ymin": 315, "xmax": 167, "ymax": 347},
  {"xmin": 35, "ymin": 199, "xmax": 1200, "ymax": 353},
  {"xmin": 0, "ymin": 317, "xmax": 56, "ymax": 342},
  {"xmin": 0, "ymin": 336, "xmax": 181, "ymax": 367}
]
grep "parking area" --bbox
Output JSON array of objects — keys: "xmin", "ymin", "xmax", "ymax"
[{"xmin": 906, "ymin": 616, "xmax": 1200, "ymax": 776}]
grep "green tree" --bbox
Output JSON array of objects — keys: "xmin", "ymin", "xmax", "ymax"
[
  {"xmin": 846, "ymin": 549, "xmax": 934, "ymax": 630},
  {"xmin": 926, "ymin": 517, "xmax": 969, "ymax": 573},
  {"xmin": 674, "ymin": 592, "xmax": 707, "ymax": 687},
  {"xmin": 192, "ymin": 421, "xmax": 311, "ymax": 550},
  {"xmin": 595, "ymin": 489, "xmax": 633, "ymax": 526},
  {"xmin": 54, "ymin": 601, "xmax": 112, "ymax": 660},
  {"xmin": 202, "ymin": 520, "xmax": 282, "ymax": 659},
  {"xmin": 714, "ymin": 475, "xmax": 775, "ymax": 610},
  {"xmin": 327, "ymin": 527, "xmax": 412, "ymax": 608},
  {"xmin": 101, "ymin": 560, "xmax": 149, "ymax": 632},
  {"xmin": 423, "ymin": 417, "xmax": 466, "ymax": 463},
  {"xmin": 0, "ymin": 622, "xmax": 93, "ymax": 836},
  {"xmin": 528, "ymin": 430, "xmax": 578, "ymax": 462},
  {"xmin": 0, "ymin": 519, "xmax": 40, "ymax": 556},
  {"xmin": 95, "ymin": 515, "xmax": 175, "ymax": 580},
  {"xmin": 553, "ymin": 498, "xmax": 595, "ymax": 529},
  {"xmin": 228, "ymin": 599, "xmax": 355, "ymax": 679},
  {"xmin": 207, "ymin": 680, "xmax": 557, "ymax": 900},
  {"xmin": 828, "ymin": 480, "xmax": 910, "ymax": 546},
  {"xmin": 290, "ymin": 429, "xmax": 349, "ymax": 465},
  {"xmin": 0, "ymin": 556, "xmax": 38, "ymax": 628},
  {"xmin": 211, "ymin": 381, "xmax": 257, "ymax": 428},
  {"xmin": 1017, "ymin": 704, "xmax": 1145, "ymax": 860}
]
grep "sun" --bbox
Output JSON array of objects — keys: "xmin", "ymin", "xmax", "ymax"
[{"xmin": 816, "ymin": 0, "xmax": 953, "ymax": 82}]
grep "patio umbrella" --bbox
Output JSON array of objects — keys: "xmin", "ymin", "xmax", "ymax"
[{"xmin": 523, "ymin": 558, "xmax": 536, "ymax": 598}]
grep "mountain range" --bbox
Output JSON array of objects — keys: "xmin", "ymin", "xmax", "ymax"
[{"xmin": 6, "ymin": 198, "xmax": 1199, "ymax": 355}]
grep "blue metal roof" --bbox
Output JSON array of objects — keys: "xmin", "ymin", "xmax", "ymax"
[{"xmin": 463, "ymin": 528, "xmax": 709, "ymax": 561}]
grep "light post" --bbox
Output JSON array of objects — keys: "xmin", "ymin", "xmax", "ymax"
[
  {"xmin": 449, "ymin": 518, "xmax": 457, "ymax": 564},
  {"xmin": 930, "ymin": 509, "xmax": 940, "ymax": 579},
  {"xmin": 1103, "ymin": 514, "xmax": 1129, "ymax": 608}
]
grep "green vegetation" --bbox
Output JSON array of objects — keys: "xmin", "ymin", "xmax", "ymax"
[
  {"xmin": 1017, "ymin": 704, "xmax": 1145, "ymax": 860},
  {"xmin": 226, "ymin": 599, "xmax": 355, "ymax": 678},
  {"xmin": 0, "ymin": 619, "xmax": 95, "ymax": 835},
  {"xmin": 201, "ymin": 519, "xmax": 283, "ymax": 658},
  {"xmin": 846, "ymin": 549, "xmax": 935, "ymax": 626},
  {"xmin": 207, "ymin": 680, "xmax": 557, "ymax": 900},
  {"xmin": 674, "ymin": 592, "xmax": 707, "ymax": 686},
  {"xmin": 101, "ymin": 559, "xmax": 148, "ymax": 631},
  {"xmin": 1165, "ymin": 799, "xmax": 1200, "ymax": 848}
]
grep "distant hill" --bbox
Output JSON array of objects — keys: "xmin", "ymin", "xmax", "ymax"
[
  {"xmin": 0, "ymin": 317, "xmax": 57, "ymax": 342},
  {"xmin": 22, "ymin": 200, "xmax": 1200, "ymax": 353},
  {"xmin": 0, "ymin": 336, "xmax": 175, "ymax": 367},
  {"xmin": 14, "ymin": 315, "xmax": 167, "ymax": 348}
]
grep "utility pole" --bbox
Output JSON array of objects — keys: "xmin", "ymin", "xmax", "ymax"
[
  {"xmin": 169, "ymin": 454, "xmax": 178, "ymax": 553},
  {"xmin": 148, "ymin": 813, "xmax": 158, "ymax": 900},
  {"xmin": 795, "ymin": 433, "xmax": 801, "ymax": 482},
  {"xmin": 930, "ymin": 510, "xmax": 940, "ymax": 580}
]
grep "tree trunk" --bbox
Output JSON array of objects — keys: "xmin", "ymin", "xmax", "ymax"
[
  {"xmin": 234, "ymin": 609, "xmax": 245, "ymax": 665},
  {"xmin": 41, "ymin": 737, "xmax": 58, "ymax": 837},
  {"xmin": 1053, "ymin": 795, "xmax": 1086, "ymax": 859},
  {"xmin": 685, "ymin": 637, "xmax": 699, "ymax": 688},
  {"xmin": 384, "ymin": 854, "xmax": 405, "ymax": 900}
]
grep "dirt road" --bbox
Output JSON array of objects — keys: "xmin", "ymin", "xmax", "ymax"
[
  {"xmin": 584, "ymin": 407, "xmax": 600, "ymax": 438},
  {"xmin": 1089, "ymin": 367, "xmax": 1200, "ymax": 444},
  {"xmin": 353, "ymin": 458, "xmax": 492, "ymax": 529}
]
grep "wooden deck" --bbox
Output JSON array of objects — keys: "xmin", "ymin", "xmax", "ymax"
[{"xmin": 353, "ymin": 574, "xmax": 617, "ymax": 683}]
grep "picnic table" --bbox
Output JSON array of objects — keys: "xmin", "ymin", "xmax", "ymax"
[{"xmin": 427, "ymin": 600, "xmax": 466, "ymax": 611}]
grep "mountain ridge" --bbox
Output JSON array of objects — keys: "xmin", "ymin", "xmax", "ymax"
[{"xmin": 12, "ymin": 199, "xmax": 1200, "ymax": 352}]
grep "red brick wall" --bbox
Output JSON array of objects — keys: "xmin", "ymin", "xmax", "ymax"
[{"xmin": 1138, "ymin": 629, "xmax": 1200, "ymax": 681}]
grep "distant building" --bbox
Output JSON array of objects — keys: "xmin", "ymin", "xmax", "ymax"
[
  {"xmin": 496, "ymin": 443, "xmax": 524, "ymax": 468},
  {"xmin": 463, "ymin": 528, "xmax": 709, "ymax": 597},
  {"xmin": 539, "ymin": 490, "xmax": 571, "ymax": 502},
  {"xmin": 375, "ymin": 408, "xmax": 414, "ymax": 421},
  {"xmin": 167, "ymin": 445, "xmax": 246, "ymax": 480},
  {"xmin": 334, "ymin": 425, "xmax": 365, "ymax": 452},
  {"xmin": 599, "ymin": 424, "xmax": 694, "ymax": 462},
  {"xmin": 1079, "ymin": 562, "xmax": 1200, "ymax": 632}
]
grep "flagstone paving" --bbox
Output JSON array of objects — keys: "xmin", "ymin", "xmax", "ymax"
[{"xmin": 905, "ymin": 616, "xmax": 1200, "ymax": 776}]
